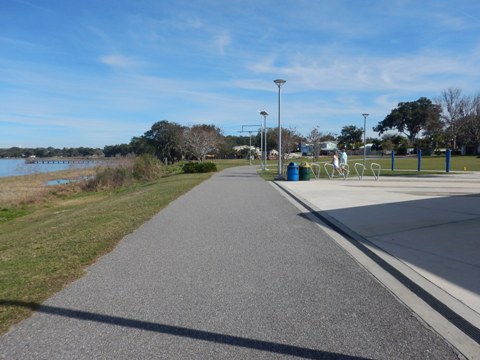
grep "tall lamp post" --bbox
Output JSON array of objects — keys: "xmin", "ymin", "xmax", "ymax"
[
  {"xmin": 259, "ymin": 110, "xmax": 269, "ymax": 170},
  {"xmin": 362, "ymin": 113, "xmax": 369, "ymax": 168},
  {"xmin": 274, "ymin": 79, "xmax": 286, "ymax": 179}
]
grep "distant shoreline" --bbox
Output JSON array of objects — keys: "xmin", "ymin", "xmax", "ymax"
[{"xmin": 0, "ymin": 158, "xmax": 110, "ymax": 178}]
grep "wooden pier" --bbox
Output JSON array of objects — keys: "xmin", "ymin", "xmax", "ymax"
[{"xmin": 25, "ymin": 158, "xmax": 98, "ymax": 165}]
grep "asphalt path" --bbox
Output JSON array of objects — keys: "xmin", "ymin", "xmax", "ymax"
[{"xmin": 1, "ymin": 166, "xmax": 460, "ymax": 359}]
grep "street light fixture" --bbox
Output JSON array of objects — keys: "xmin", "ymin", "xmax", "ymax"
[
  {"xmin": 274, "ymin": 79, "xmax": 286, "ymax": 179},
  {"xmin": 240, "ymin": 124, "xmax": 262, "ymax": 166},
  {"xmin": 362, "ymin": 113, "xmax": 369, "ymax": 169},
  {"xmin": 259, "ymin": 110, "xmax": 269, "ymax": 170}
]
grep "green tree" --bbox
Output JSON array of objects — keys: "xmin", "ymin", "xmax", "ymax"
[
  {"xmin": 337, "ymin": 125, "xmax": 363, "ymax": 149},
  {"xmin": 143, "ymin": 120, "xmax": 184, "ymax": 163},
  {"xmin": 374, "ymin": 97, "xmax": 441, "ymax": 148},
  {"xmin": 129, "ymin": 136, "xmax": 154, "ymax": 156},
  {"xmin": 380, "ymin": 134, "xmax": 408, "ymax": 152},
  {"xmin": 103, "ymin": 144, "xmax": 131, "ymax": 157}
]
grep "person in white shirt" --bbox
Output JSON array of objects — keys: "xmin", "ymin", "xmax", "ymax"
[{"xmin": 340, "ymin": 148, "xmax": 348, "ymax": 173}]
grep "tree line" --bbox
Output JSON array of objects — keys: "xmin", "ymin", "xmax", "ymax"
[
  {"xmin": 0, "ymin": 147, "xmax": 103, "ymax": 159},
  {"xmin": 308, "ymin": 87, "xmax": 480, "ymax": 156},
  {"xmin": 102, "ymin": 87, "xmax": 480, "ymax": 159},
  {"xmin": 2, "ymin": 87, "xmax": 478, "ymax": 160},
  {"xmin": 103, "ymin": 121, "xmax": 304, "ymax": 163},
  {"xmin": 373, "ymin": 88, "xmax": 480, "ymax": 154}
]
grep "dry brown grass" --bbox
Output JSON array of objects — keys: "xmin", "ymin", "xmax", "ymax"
[{"xmin": 0, "ymin": 168, "xmax": 97, "ymax": 206}]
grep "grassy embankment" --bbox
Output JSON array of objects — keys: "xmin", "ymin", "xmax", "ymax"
[{"xmin": 0, "ymin": 159, "xmax": 244, "ymax": 334}]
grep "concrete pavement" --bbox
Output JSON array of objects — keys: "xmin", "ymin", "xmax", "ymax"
[{"xmin": 276, "ymin": 171, "xmax": 480, "ymax": 358}]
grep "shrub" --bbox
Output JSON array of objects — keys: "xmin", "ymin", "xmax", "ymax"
[
  {"xmin": 165, "ymin": 163, "xmax": 184, "ymax": 176},
  {"xmin": 81, "ymin": 158, "xmax": 135, "ymax": 191},
  {"xmin": 182, "ymin": 162, "xmax": 217, "ymax": 173},
  {"xmin": 133, "ymin": 154, "xmax": 165, "ymax": 181},
  {"xmin": 82, "ymin": 167, "xmax": 133, "ymax": 191}
]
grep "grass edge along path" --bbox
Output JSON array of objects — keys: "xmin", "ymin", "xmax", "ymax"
[{"xmin": 0, "ymin": 172, "xmax": 213, "ymax": 335}]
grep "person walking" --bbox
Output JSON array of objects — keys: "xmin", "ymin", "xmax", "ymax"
[
  {"xmin": 340, "ymin": 148, "xmax": 348, "ymax": 174},
  {"xmin": 332, "ymin": 152, "xmax": 343, "ymax": 176}
]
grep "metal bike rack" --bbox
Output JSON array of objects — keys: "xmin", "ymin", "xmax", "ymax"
[
  {"xmin": 310, "ymin": 162, "xmax": 322, "ymax": 179},
  {"xmin": 354, "ymin": 162, "xmax": 381, "ymax": 180},
  {"xmin": 324, "ymin": 162, "xmax": 334, "ymax": 179},
  {"xmin": 370, "ymin": 163, "xmax": 381, "ymax": 180},
  {"xmin": 354, "ymin": 163, "xmax": 366, "ymax": 180},
  {"xmin": 324, "ymin": 162, "xmax": 348, "ymax": 180}
]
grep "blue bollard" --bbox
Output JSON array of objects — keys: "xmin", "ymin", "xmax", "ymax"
[
  {"xmin": 391, "ymin": 150, "xmax": 395, "ymax": 172},
  {"xmin": 417, "ymin": 149, "xmax": 422, "ymax": 172},
  {"xmin": 446, "ymin": 149, "xmax": 451, "ymax": 173}
]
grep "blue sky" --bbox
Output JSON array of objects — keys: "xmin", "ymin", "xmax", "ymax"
[{"xmin": 1, "ymin": 0, "xmax": 480, "ymax": 148}]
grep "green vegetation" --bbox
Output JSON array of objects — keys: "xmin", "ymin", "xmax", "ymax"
[
  {"xmin": 0, "ymin": 158, "xmax": 242, "ymax": 334},
  {"xmin": 258, "ymin": 155, "xmax": 480, "ymax": 181},
  {"xmin": 182, "ymin": 161, "xmax": 217, "ymax": 173}
]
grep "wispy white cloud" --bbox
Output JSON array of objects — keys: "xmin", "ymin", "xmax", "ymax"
[
  {"xmin": 100, "ymin": 54, "xmax": 142, "ymax": 69},
  {"xmin": 0, "ymin": 36, "xmax": 46, "ymax": 49},
  {"xmin": 212, "ymin": 30, "xmax": 231, "ymax": 55},
  {"xmin": 243, "ymin": 46, "xmax": 480, "ymax": 94},
  {"xmin": 11, "ymin": 0, "xmax": 52, "ymax": 12},
  {"xmin": 2, "ymin": 0, "xmax": 480, "ymax": 147}
]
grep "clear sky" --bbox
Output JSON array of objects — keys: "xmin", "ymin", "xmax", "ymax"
[{"xmin": 1, "ymin": 0, "xmax": 479, "ymax": 148}]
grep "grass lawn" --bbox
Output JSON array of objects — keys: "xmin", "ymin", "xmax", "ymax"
[
  {"xmin": 0, "ymin": 159, "xmax": 244, "ymax": 334},
  {"xmin": 257, "ymin": 155, "xmax": 480, "ymax": 181}
]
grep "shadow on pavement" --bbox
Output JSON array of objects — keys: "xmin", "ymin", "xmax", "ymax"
[
  {"xmin": 1, "ymin": 300, "xmax": 371, "ymax": 360},
  {"xmin": 319, "ymin": 194, "xmax": 480, "ymax": 297},
  {"xmin": 293, "ymin": 194, "xmax": 480, "ymax": 345}
]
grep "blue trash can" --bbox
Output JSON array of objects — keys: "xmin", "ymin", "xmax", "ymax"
[{"xmin": 287, "ymin": 162, "xmax": 299, "ymax": 181}]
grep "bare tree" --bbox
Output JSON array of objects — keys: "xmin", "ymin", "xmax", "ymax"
[
  {"xmin": 281, "ymin": 127, "xmax": 301, "ymax": 161},
  {"xmin": 182, "ymin": 124, "xmax": 222, "ymax": 162},
  {"xmin": 306, "ymin": 127, "xmax": 323, "ymax": 161},
  {"xmin": 458, "ymin": 93, "xmax": 480, "ymax": 154},
  {"xmin": 306, "ymin": 127, "xmax": 336, "ymax": 160},
  {"xmin": 436, "ymin": 87, "xmax": 469, "ymax": 150}
]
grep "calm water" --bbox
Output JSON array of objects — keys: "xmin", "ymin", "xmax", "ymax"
[{"xmin": 0, "ymin": 159, "xmax": 99, "ymax": 178}]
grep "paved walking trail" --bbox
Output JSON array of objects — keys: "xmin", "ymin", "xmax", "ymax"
[{"xmin": 1, "ymin": 166, "xmax": 463, "ymax": 359}]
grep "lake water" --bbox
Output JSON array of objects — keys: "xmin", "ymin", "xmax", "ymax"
[{"xmin": 0, "ymin": 159, "xmax": 100, "ymax": 178}]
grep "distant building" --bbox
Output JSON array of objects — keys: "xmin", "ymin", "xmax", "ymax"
[
  {"xmin": 358, "ymin": 143, "xmax": 374, "ymax": 155},
  {"xmin": 301, "ymin": 142, "xmax": 338, "ymax": 156},
  {"xmin": 320, "ymin": 142, "xmax": 338, "ymax": 154}
]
